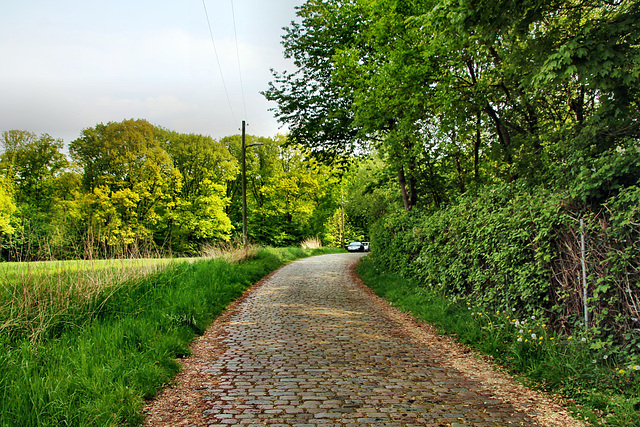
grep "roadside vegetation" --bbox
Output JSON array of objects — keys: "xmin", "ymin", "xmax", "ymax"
[
  {"xmin": 1, "ymin": 0, "xmax": 638, "ymax": 426},
  {"xmin": 0, "ymin": 246, "xmax": 338, "ymax": 427},
  {"xmin": 359, "ymin": 254, "xmax": 640, "ymax": 425},
  {"xmin": 359, "ymin": 184, "xmax": 640, "ymax": 425}
]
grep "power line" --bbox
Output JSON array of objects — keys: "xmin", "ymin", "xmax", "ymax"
[
  {"xmin": 230, "ymin": 0, "xmax": 248, "ymax": 120},
  {"xmin": 201, "ymin": 0, "xmax": 239, "ymax": 127}
]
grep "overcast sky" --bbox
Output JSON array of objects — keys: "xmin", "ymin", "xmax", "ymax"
[{"xmin": 0, "ymin": 0, "xmax": 303, "ymax": 145}]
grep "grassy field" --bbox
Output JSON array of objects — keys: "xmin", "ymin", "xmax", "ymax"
[
  {"xmin": 357, "ymin": 255, "xmax": 640, "ymax": 426},
  {"xmin": 0, "ymin": 257, "xmax": 193, "ymax": 344},
  {"xmin": 0, "ymin": 246, "xmax": 339, "ymax": 427}
]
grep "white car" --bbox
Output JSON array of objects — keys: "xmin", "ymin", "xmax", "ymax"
[{"xmin": 347, "ymin": 242, "xmax": 365, "ymax": 252}]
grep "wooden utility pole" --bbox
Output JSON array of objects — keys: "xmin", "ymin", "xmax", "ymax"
[
  {"xmin": 241, "ymin": 121, "xmax": 263, "ymax": 248},
  {"xmin": 241, "ymin": 120, "xmax": 248, "ymax": 247}
]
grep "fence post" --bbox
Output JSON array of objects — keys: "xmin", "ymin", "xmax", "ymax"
[{"xmin": 580, "ymin": 218, "xmax": 589, "ymax": 329}]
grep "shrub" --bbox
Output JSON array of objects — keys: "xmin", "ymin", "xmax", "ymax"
[{"xmin": 370, "ymin": 184, "xmax": 640, "ymax": 365}]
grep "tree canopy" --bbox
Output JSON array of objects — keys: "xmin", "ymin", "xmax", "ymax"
[{"xmin": 266, "ymin": 0, "xmax": 640, "ymax": 209}]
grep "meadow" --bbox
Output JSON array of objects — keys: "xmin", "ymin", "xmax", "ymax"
[{"xmin": 0, "ymin": 246, "xmax": 337, "ymax": 426}]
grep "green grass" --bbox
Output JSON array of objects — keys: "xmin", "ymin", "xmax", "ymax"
[
  {"xmin": 0, "ymin": 257, "xmax": 181, "ymax": 277},
  {"xmin": 0, "ymin": 257, "xmax": 186, "ymax": 344},
  {"xmin": 0, "ymin": 246, "xmax": 338, "ymax": 427},
  {"xmin": 357, "ymin": 255, "xmax": 640, "ymax": 426}
]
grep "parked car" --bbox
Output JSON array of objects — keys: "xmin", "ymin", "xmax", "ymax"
[
  {"xmin": 362, "ymin": 242, "xmax": 370, "ymax": 252},
  {"xmin": 347, "ymin": 242, "xmax": 365, "ymax": 252}
]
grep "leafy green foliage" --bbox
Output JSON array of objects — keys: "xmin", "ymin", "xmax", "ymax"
[
  {"xmin": 331, "ymin": 154, "xmax": 403, "ymax": 244},
  {"xmin": 158, "ymin": 130, "xmax": 238, "ymax": 251},
  {"xmin": 267, "ymin": 0, "xmax": 640, "ymax": 211},
  {"xmin": 70, "ymin": 119, "xmax": 183, "ymax": 251},
  {"xmin": 371, "ymin": 185, "xmax": 563, "ymax": 316},
  {"xmin": 0, "ymin": 178, "xmax": 15, "ymax": 236},
  {"xmin": 0, "ymin": 130, "xmax": 69, "ymax": 207},
  {"xmin": 358, "ymin": 255, "xmax": 640, "ymax": 425},
  {"xmin": 0, "ymin": 131, "xmax": 82, "ymax": 260},
  {"xmin": 370, "ymin": 182, "xmax": 640, "ymax": 370},
  {"xmin": 224, "ymin": 134, "xmax": 343, "ymax": 246},
  {"xmin": 262, "ymin": 0, "xmax": 365, "ymax": 164}
]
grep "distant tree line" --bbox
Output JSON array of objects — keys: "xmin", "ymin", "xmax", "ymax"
[{"xmin": 0, "ymin": 119, "xmax": 387, "ymax": 261}]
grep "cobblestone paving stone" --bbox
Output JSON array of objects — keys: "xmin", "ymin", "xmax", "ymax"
[{"xmin": 198, "ymin": 253, "xmax": 545, "ymax": 426}]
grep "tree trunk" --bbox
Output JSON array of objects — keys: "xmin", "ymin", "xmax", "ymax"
[
  {"xmin": 484, "ymin": 103, "xmax": 513, "ymax": 165},
  {"xmin": 398, "ymin": 167, "xmax": 412, "ymax": 211},
  {"xmin": 408, "ymin": 159, "xmax": 418, "ymax": 208},
  {"xmin": 570, "ymin": 85, "xmax": 585, "ymax": 124}
]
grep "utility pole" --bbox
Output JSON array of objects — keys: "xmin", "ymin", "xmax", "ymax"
[
  {"xmin": 241, "ymin": 121, "xmax": 263, "ymax": 248},
  {"xmin": 242, "ymin": 121, "xmax": 248, "ymax": 247}
]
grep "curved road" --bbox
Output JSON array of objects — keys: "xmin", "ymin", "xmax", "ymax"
[{"xmin": 145, "ymin": 253, "xmax": 582, "ymax": 426}]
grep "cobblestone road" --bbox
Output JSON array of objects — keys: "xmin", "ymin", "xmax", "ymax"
[
  {"xmin": 189, "ymin": 253, "xmax": 554, "ymax": 426},
  {"xmin": 145, "ymin": 253, "xmax": 583, "ymax": 426}
]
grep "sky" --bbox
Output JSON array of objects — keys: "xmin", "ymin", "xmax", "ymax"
[{"xmin": 0, "ymin": 0, "xmax": 304, "ymax": 146}]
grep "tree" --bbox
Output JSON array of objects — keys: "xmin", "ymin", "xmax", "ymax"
[
  {"xmin": 268, "ymin": 0, "xmax": 639, "ymax": 210},
  {"xmin": 0, "ymin": 130, "xmax": 74, "ymax": 260},
  {"xmin": 224, "ymin": 134, "xmax": 341, "ymax": 246},
  {"xmin": 0, "ymin": 180, "xmax": 14, "ymax": 235},
  {"xmin": 263, "ymin": 0, "xmax": 368, "ymax": 164},
  {"xmin": 0, "ymin": 130, "xmax": 68, "ymax": 207},
  {"xmin": 159, "ymin": 131, "xmax": 238, "ymax": 252},
  {"xmin": 0, "ymin": 178, "xmax": 15, "ymax": 260},
  {"xmin": 528, "ymin": 0, "xmax": 640, "ymax": 201},
  {"xmin": 266, "ymin": 0, "xmax": 431, "ymax": 209},
  {"xmin": 70, "ymin": 119, "xmax": 182, "ymax": 255},
  {"xmin": 45, "ymin": 171, "xmax": 87, "ymax": 259}
]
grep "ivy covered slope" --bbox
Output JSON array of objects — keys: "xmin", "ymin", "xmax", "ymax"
[{"xmin": 372, "ymin": 183, "xmax": 640, "ymax": 359}]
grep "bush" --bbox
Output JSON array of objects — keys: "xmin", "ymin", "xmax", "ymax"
[
  {"xmin": 371, "ymin": 184, "xmax": 564, "ymax": 315},
  {"xmin": 370, "ymin": 184, "xmax": 640, "ymax": 365}
]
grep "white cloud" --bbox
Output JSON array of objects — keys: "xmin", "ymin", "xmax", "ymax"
[
  {"xmin": 95, "ymin": 95, "xmax": 195, "ymax": 119},
  {"xmin": 0, "ymin": 0, "xmax": 303, "ymax": 145}
]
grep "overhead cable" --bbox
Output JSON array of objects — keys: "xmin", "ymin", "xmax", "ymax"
[
  {"xmin": 202, "ymin": 0, "xmax": 239, "ymax": 127},
  {"xmin": 230, "ymin": 0, "xmax": 248, "ymax": 120}
]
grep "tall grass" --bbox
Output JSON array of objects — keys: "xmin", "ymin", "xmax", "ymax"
[
  {"xmin": 0, "ymin": 246, "xmax": 336, "ymax": 427},
  {"xmin": 200, "ymin": 240, "xmax": 261, "ymax": 263},
  {"xmin": 301, "ymin": 236, "xmax": 323, "ymax": 249},
  {"xmin": 0, "ymin": 258, "xmax": 176, "ymax": 343},
  {"xmin": 357, "ymin": 256, "xmax": 640, "ymax": 426}
]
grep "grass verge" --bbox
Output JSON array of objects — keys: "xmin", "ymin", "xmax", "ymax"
[
  {"xmin": 357, "ymin": 255, "xmax": 640, "ymax": 426},
  {"xmin": 0, "ymin": 246, "xmax": 338, "ymax": 427}
]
